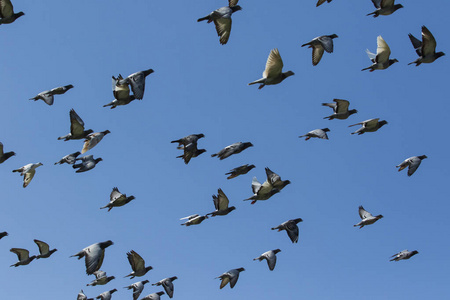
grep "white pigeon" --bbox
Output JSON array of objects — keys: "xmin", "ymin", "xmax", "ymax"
[
  {"xmin": 82, "ymin": 130, "xmax": 111, "ymax": 154},
  {"xmin": 362, "ymin": 36, "xmax": 398, "ymax": 71},
  {"xmin": 87, "ymin": 270, "xmax": 115, "ymax": 286},
  {"xmin": 248, "ymin": 49, "xmax": 294, "ymax": 89},
  {"xmin": 12, "ymin": 162, "xmax": 43, "ymax": 188},
  {"xmin": 353, "ymin": 206, "xmax": 383, "ymax": 229}
]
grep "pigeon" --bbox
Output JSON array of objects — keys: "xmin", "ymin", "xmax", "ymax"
[
  {"xmin": 171, "ymin": 134, "xmax": 205, "ymax": 150},
  {"xmin": 10, "ymin": 248, "xmax": 36, "ymax": 267},
  {"xmin": 367, "ymin": 0, "xmax": 403, "ymax": 17},
  {"xmin": 322, "ymin": 99, "xmax": 357, "ymax": 120},
  {"xmin": 54, "ymin": 151, "xmax": 81, "ymax": 165},
  {"xmin": 141, "ymin": 291, "xmax": 165, "ymax": 300},
  {"xmin": 152, "ymin": 277, "xmax": 178, "ymax": 298},
  {"xmin": 225, "ymin": 164, "xmax": 255, "ymax": 179},
  {"xmin": 248, "ymin": 48, "xmax": 294, "ymax": 89},
  {"xmin": 103, "ymin": 95, "xmax": 136, "ymax": 109},
  {"xmin": 354, "ymin": 206, "xmax": 383, "ymax": 229},
  {"xmin": 124, "ymin": 280, "xmax": 150, "ymax": 300},
  {"xmin": 0, "ymin": 142, "xmax": 15, "ymax": 164},
  {"xmin": 206, "ymin": 188, "xmax": 236, "ymax": 217},
  {"xmin": 271, "ymin": 218, "xmax": 303, "ymax": 243},
  {"xmin": 0, "ymin": 0, "xmax": 24, "ymax": 25},
  {"xmin": 396, "ymin": 155, "xmax": 427, "ymax": 176},
  {"xmin": 100, "ymin": 187, "xmax": 135, "ymax": 211},
  {"xmin": 87, "ymin": 270, "xmax": 115, "ymax": 286},
  {"xmin": 78, "ymin": 290, "xmax": 94, "ymax": 300},
  {"xmin": 70, "ymin": 240, "xmax": 113, "ymax": 275},
  {"xmin": 125, "ymin": 250, "xmax": 153, "ymax": 279},
  {"xmin": 176, "ymin": 142, "xmax": 206, "ymax": 165},
  {"xmin": 34, "ymin": 239, "xmax": 57, "ymax": 259},
  {"xmin": 81, "ymin": 130, "xmax": 111, "ymax": 154},
  {"xmin": 58, "ymin": 109, "xmax": 94, "ymax": 141},
  {"xmin": 408, "ymin": 26, "xmax": 445, "ymax": 66},
  {"xmin": 73, "ymin": 155, "xmax": 103, "ymax": 173},
  {"xmin": 95, "ymin": 289, "xmax": 117, "ymax": 300},
  {"xmin": 301, "ymin": 34, "xmax": 338, "ymax": 66},
  {"xmin": 216, "ymin": 268, "xmax": 245, "ymax": 289},
  {"xmin": 197, "ymin": 1, "xmax": 242, "ymax": 45},
  {"xmin": 253, "ymin": 249, "xmax": 281, "ymax": 271},
  {"xmin": 316, "ymin": 0, "xmax": 332, "ymax": 6},
  {"xmin": 29, "ymin": 85, "xmax": 74, "ymax": 106},
  {"xmin": 362, "ymin": 36, "xmax": 398, "ymax": 71},
  {"xmin": 0, "ymin": 231, "xmax": 8, "ymax": 240},
  {"xmin": 118, "ymin": 69, "xmax": 154, "ymax": 100},
  {"xmin": 244, "ymin": 177, "xmax": 280, "ymax": 204},
  {"xmin": 265, "ymin": 167, "xmax": 291, "ymax": 191},
  {"xmin": 349, "ymin": 118, "xmax": 387, "ymax": 135},
  {"xmin": 390, "ymin": 250, "xmax": 419, "ymax": 261},
  {"xmin": 180, "ymin": 214, "xmax": 208, "ymax": 226},
  {"xmin": 211, "ymin": 142, "xmax": 253, "ymax": 160},
  {"xmin": 12, "ymin": 162, "xmax": 43, "ymax": 188},
  {"xmin": 299, "ymin": 128, "xmax": 330, "ymax": 140}
]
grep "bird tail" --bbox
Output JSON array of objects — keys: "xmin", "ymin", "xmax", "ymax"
[
  {"xmin": 248, "ymin": 78, "xmax": 265, "ymax": 86},
  {"xmin": 12, "ymin": 169, "xmax": 20, "ymax": 173},
  {"xmin": 301, "ymin": 42, "xmax": 311, "ymax": 47},
  {"xmin": 211, "ymin": 153, "xmax": 218, "ymax": 157},
  {"xmin": 197, "ymin": 16, "xmax": 209, "ymax": 22},
  {"xmin": 361, "ymin": 66, "xmax": 372, "ymax": 71},
  {"xmin": 57, "ymin": 135, "xmax": 69, "ymax": 141}
]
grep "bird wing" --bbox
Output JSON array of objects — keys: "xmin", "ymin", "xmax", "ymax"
[
  {"xmin": 380, "ymin": 0, "xmax": 395, "ymax": 8},
  {"xmin": 312, "ymin": 46, "xmax": 325, "ymax": 66},
  {"xmin": 40, "ymin": 92, "xmax": 54, "ymax": 105},
  {"xmin": 128, "ymin": 250, "xmax": 145, "ymax": 272},
  {"xmin": 316, "ymin": 0, "xmax": 328, "ymax": 6},
  {"xmin": 408, "ymin": 33, "xmax": 422, "ymax": 56},
  {"xmin": 365, "ymin": 49, "xmax": 377, "ymax": 63},
  {"xmin": 110, "ymin": 187, "xmax": 124, "ymax": 202},
  {"xmin": 85, "ymin": 245, "xmax": 104, "ymax": 275},
  {"xmin": 376, "ymin": 36, "xmax": 391, "ymax": 63},
  {"xmin": 285, "ymin": 221, "xmax": 299, "ymax": 243},
  {"xmin": 265, "ymin": 167, "xmax": 280, "ymax": 185},
  {"xmin": 162, "ymin": 279, "xmax": 174, "ymax": 298},
  {"xmin": 0, "ymin": 0, "xmax": 14, "ymax": 18},
  {"xmin": 407, "ymin": 157, "xmax": 422, "ymax": 176},
  {"xmin": 358, "ymin": 206, "xmax": 373, "ymax": 219},
  {"xmin": 265, "ymin": 252, "xmax": 277, "ymax": 271},
  {"xmin": 219, "ymin": 275, "xmax": 230, "ymax": 289},
  {"xmin": 180, "ymin": 214, "xmax": 199, "ymax": 220},
  {"xmin": 370, "ymin": 0, "xmax": 382, "ymax": 8},
  {"xmin": 0, "ymin": 142, "xmax": 4, "ymax": 156},
  {"xmin": 229, "ymin": 271, "xmax": 240, "ymax": 288},
  {"xmin": 228, "ymin": 0, "xmax": 239, "ymax": 6},
  {"xmin": 70, "ymin": 109, "xmax": 86, "ymax": 136},
  {"xmin": 364, "ymin": 118, "xmax": 380, "ymax": 129},
  {"xmin": 10, "ymin": 248, "xmax": 29, "ymax": 260},
  {"xmin": 217, "ymin": 188, "xmax": 230, "ymax": 210},
  {"xmin": 94, "ymin": 270, "xmax": 106, "ymax": 279},
  {"xmin": 23, "ymin": 169, "xmax": 36, "ymax": 188},
  {"xmin": 251, "ymin": 177, "xmax": 262, "ymax": 194},
  {"xmin": 334, "ymin": 99, "xmax": 350, "ymax": 113},
  {"xmin": 318, "ymin": 36, "xmax": 334, "ymax": 53},
  {"xmin": 263, "ymin": 49, "xmax": 283, "ymax": 78},
  {"xmin": 421, "ymin": 26, "xmax": 437, "ymax": 57},
  {"xmin": 214, "ymin": 18, "xmax": 232, "ymax": 45},
  {"xmin": 129, "ymin": 72, "xmax": 146, "ymax": 100},
  {"xmin": 33, "ymin": 239, "xmax": 49, "ymax": 255}
]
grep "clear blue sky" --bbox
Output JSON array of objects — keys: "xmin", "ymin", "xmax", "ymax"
[{"xmin": 0, "ymin": 1, "xmax": 449, "ymax": 299}]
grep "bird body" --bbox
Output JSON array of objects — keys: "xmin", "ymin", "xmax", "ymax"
[
  {"xmin": 211, "ymin": 142, "xmax": 253, "ymax": 160},
  {"xmin": 0, "ymin": 0, "xmax": 24, "ymax": 25},
  {"xmin": 349, "ymin": 118, "xmax": 387, "ymax": 135},
  {"xmin": 390, "ymin": 250, "xmax": 419, "ymax": 261},
  {"xmin": 82, "ymin": 130, "xmax": 110, "ymax": 154},
  {"xmin": 73, "ymin": 156, "xmax": 103, "ymax": 173},
  {"xmin": 87, "ymin": 270, "xmax": 115, "ymax": 286},
  {"xmin": 10, "ymin": 248, "xmax": 36, "ymax": 267},
  {"xmin": 153, "ymin": 277, "xmax": 178, "ymax": 298},
  {"xmin": 34, "ymin": 239, "xmax": 57, "ymax": 259},
  {"xmin": 367, "ymin": 0, "xmax": 403, "ymax": 17},
  {"xmin": 125, "ymin": 250, "xmax": 153, "ymax": 279},
  {"xmin": 362, "ymin": 36, "xmax": 398, "ymax": 71},
  {"xmin": 216, "ymin": 268, "xmax": 245, "ymax": 289},
  {"xmin": 299, "ymin": 128, "xmax": 330, "ymax": 140},
  {"xmin": 171, "ymin": 134, "xmax": 205, "ymax": 149},
  {"xmin": 118, "ymin": 69, "xmax": 154, "ymax": 100},
  {"xmin": 322, "ymin": 99, "xmax": 357, "ymax": 120},
  {"xmin": 301, "ymin": 34, "xmax": 338, "ymax": 66},
  {"xmin": 253, "ymin": 249, "xmax": 281, "ymax": 271},
  {"xmin": 95, "ymin": 289, "xmax": 117, "ymax": 300},
  {"xmin": 226, "ymin": 164, "xmax": 255, "ymax": 179},
  {"xmin": 78, "ymin": 290, "xmax": 93, "ymax": 300},
  {"xmin": 125, "ymin": 280, "xmax": 149, "ymax": 300},
  {"xmin": 272, "ymin": 218, "xmax": 303, "ymax": 243},
  {"xmin": 141, "ymin": 291, "xmax": 165, "ymax": 300},
  {"xmin": 396, "ymin": 155, "xmax": 427, "ymax": 176},
  {"xmin": 249, "ymin": 49, "xmax": 294, "ymax": 89},
  {"xmin": 265, "ymin": 167, "xmax": 291, "ymax": 191},
  {"xmin": 180, "ymin": 214, "xmax": 208, "ymax": 226},
  {"xmin": 71, "ymin": 240, "xmax": 113, "ymax": 275},
  {"xmin": 101, "ymin": 187, "xmax": 135, "ymax": 211},
  {"xmin": 176, "ymin": 142, "xmax": 206, "ymax": 164},
  {"xmin": 29, "ymin": 84, "xmax": 73, "ymax": 105},
  {"xmin": 197, "ymin": 4, "xmax": 242, "ymax": 45},
  {"xmin": 54, "ymin": 151, "xmax": 81, "ymax": 165},
  {"xmin": 408, "ymin": 26, "xmax": 445, "ymax": 66},
  {"xmin": 12, "ymin": 162, "xmax": 43, "ymax": 188},
  {"xmin": 244, "ymin": 176, "xmax": 280, "ymax": 204},
  {"xmin": 58, "ymin": 109, "xmax": 94, "ymax": 141},
  {"xmin": 354, "ymin": 206, "xmax": 383, "ymax": 228},
  {"xmin": 207, "ymin": 188, "xmax": 236, "ymax": 217}
]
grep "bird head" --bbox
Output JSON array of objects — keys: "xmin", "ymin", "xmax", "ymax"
[
  {"xmin": 411, "ymin": 250, "xmax": 419, "ymax": 256},
  {"xmin": 85, "ymin": 129, "xmax": 94, "ymax": 135},
  {"xmin": 110, "ymin": 289, "xmax": 118, "ymax": 294},
  {"xmin": 100, "ymin": 240, "xmax": 113, "ymax": 248},
  {"xmin": 349, "ymin": 109, "xmax": 358, "ymax": 115},
  {"xmin": 102, "ymin": 130, "xmax": 111, "ymax": 135},
  {"xmin": 436, "ymin": 52, "xmax": 446, "ymax": 59},
  {"xmin": 418, "ymin": 155, "xmax": 428, "ymax": 160},
  {"xmin": 273, "ymin": 249, "xmax": 282, "ymax": 254},
  {"xmin": 143, "ymin": 280, "xmax": 150, "ymax": 285},
  {"xmin": 322, "ymin": 128, "xmax": 331, "ymax": 132},
  {"xmin": 394, "ymin": 4, "xmax": 404, "ymax": 10},
  {"xmin": 389, "ymin": 59, "xmax": 399, "ymax": 66},
  {"xmin": 157, "ymin": 292, "xmax": 165, "ymax": 296},
  {"xmin": 128, "ymin": 196, "xmax": 136, "ymax": 201},
  {"xmin": 379, "ymin": 120, "xmax": 388, "ymax": 127},
  {"xmin": 329, "ymin": 34, "xmax": 338, "ymax": 39},
  {"xmin": 283, "ymin": 71, "xmax": 295, "ymax": 78},
  {"xmin": 231, "ymin": 5, "xmax": 242, "ymax": 12},
  {"xmin": 16, "ymin": 12, "xmax": 25, "ymax": 18},
  {"xmin": 237, "ymin": 267, "xmax": 245, "ymax": 272},
  {"xmin": 376, "ymin": 215, "xmax": 384, "ymax": 220},
  {"xmin": 229, "ymin": 206, "xmax": 236, "ymax": 212},
  {"xmin": 196, "ymin": 133, "xmax": 205, "ymax": 139}
]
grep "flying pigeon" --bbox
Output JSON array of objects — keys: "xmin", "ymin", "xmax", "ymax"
[
  {"xmin": 54, "ymin": 151, "xmax": 81, "ymax": 165},
  {"xmin": 73, "ymin": 155, "xmax": 103, "ymax": 173},
  {"xmin": 367, "ymin": 0, "xmax": 403, "ymax": 17},
  {"xmin": 396, "ymin": 155, "xmax": 427, "ymax": 176},
  {"xmin": 100, "ymin": 187, "xmax": 135, "ymax": 211},
  {"xmin": 226, "ymin": 164, "xmax": 255, "ymax": 179},
  {"xmin": 299, "ymin": 128, "xmax": 330, "ymax": 140},
  {"xmin": 34, "ymin": 239, "xmax": 57, "ymax": 259},
  {"xmin": 216, "ymin": 268, "xmax": 245, "ymax": 289},
  {"xmin": 301, "ymin": 34, "xmax": 338, "ymax": 66},
  {"xmin": 171, "ymin": 134, "xmax": 205, "ymax": 149},
  {"xmin": 29, "ymin": 85, "xmax": 74, "ymax": 106},
  {"xmin": 87, "ymin": 270, "xmax": 115, "ymax": 286},
  {"xmin": 354, "ymin": 206, "xmax": 383, "ymax": 229},
  {"xmin": 244, "ymin": 176, "xmax": 280, "ymax": 204},
  {"xmin": 12, "ymin": 162, "xmax": 43, "ymax": 188},
  {"xmin": 322, "ymin": 99, "xmax": 357, "ymax": 120},
  {"xmin": 176, "ymin": 142, "xmax": 206, "ymax": 165},
  {"xmin": 362, "ymin": 36, "xmax": 398, "ymax": 71},
  {"xmin": 390, "ymin": 250, "xmax": 419, "ymax": 261},
  {"xmin": 0, "ymin": 142, "xmax": 15, "ymax": 164},
  {"xmin": 124, "ymin": 280, "xmax": 150, "ymax": 300},
  {"xmin": 118, "ymin": 69, "xmax": 154, "ymax": 100},
  {"xmin": 81, "ymin": 130, "xmax": 110, "ymax": 154},
  {"xmin": 265, "ymin": 167, "xmax": 291, "ymax": 191},
  {"xmin": 140, "ymin": 292, "xmax": 165, "ymax": 300},
  {"xmin": 125, "ymin": 250, "xmax": 153, "ymax": 279},
  {"xmin": 316, "ymin": 0, "xmax": 332, "ymax": 6},
  {"xmin": 58, "ymin": 109, "xmax": 94, "ymax": 141},
  {"xmin": 10, "ymin": 248, "xmax": 36, "ymax": 267},
  {"xmin": 211, "ymin": 142, "xmax": 253, "ymax": 160},
  {"xmin": 153, "ymin": 277, "xmax": 178, "ymax": 298},
  {"xmin": 206, "ymin": 188, "xmax": 236, "ymax": 217},
  {"xmin": 70, "ymin": 240, "xmax": 113, "ymax": 275},
  {"xmin": 78, "ymin": 290, "xmax": 93, "ymax": 300},
  {"xmin": 103, "ymin": 95, "xmax": 136, "ymax": 109},
  {"xmin": 253, "ymin": 249, "xmax": 281, "ymax": 271},
  {"xmin": 0, "ymin": 0, "xmax": 24, "ymax": 25},
  {"xmin": 180, "ymin": 214, "xmax": 208, "ymax": 226},
  {"xmin": 271, "ymin": 218, "xmax": 303, "ymax": 243},
  {"xmin": 248, "ymin": 48, "xmax": 294, "ymax": 89},
  {"xmin": 349, "ymin": 118, "xmax": 387, "ymax": 135},
  {"xmin": 95, "ymin": 289, "xmax": 117, "ymax": 300},
  {"xmin": 408, "ymin": 26, "xmax": 445, "ymax": 66}
]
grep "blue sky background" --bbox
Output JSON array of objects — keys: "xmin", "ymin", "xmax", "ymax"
[{"xmin": 0, "ymin": 1, "xmax": 449, "ymax": 299}]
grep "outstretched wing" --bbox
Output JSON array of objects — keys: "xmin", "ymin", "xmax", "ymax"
[{"xmin": 263, "ymin": 49, "xmax": 283, "ymax": 78}]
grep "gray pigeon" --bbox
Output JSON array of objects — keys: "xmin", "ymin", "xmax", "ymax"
[
  {"xmin": 248, "ymin": 49, "xmax": 294, "ymax": 89},
  {"xmin": 367, "ymin": 0, "xmax": 403, "ymax": 17},
  {"xmin": 73, "ymin": 155, "xmax": 103, "ymax": 173},
  {"xmin": 225, "ymin": 164, "xmax": 255, "ymax": 179},
  {"xmin": 0, "ymin": 142, "xmax": 15, "ymax": 164},
  {"xmin": 244, "ymin": 176, "xmax": 280, "ymax": 204},
  {"xmin": 322, "ymin": 99, "xmax": 357, "ymax": 120},
  {"xmin": 78, "ymin": 290, "xmax": 94, "ymax": 300},
  {"xmin": 390, "ymin": 250, "xmax": 419, "ymax": 261},
  {"xmin": 211, "ymin": 142, "xmax": 253, "ymax": 160},
  {"xmin": 216, "ymin": 268, "xmax": 245, "ymax": 289},
  {"xmin": 271, "ymin": 218, "xmax": 303, "ymax": 243},
  {"xmin": 100, "ymin": 187, "xmax": 135, "ymax": 211},
  {"xmin": 125, "ymin": 250, "xmax": 153, "ymax": 279},
  {"xmin": 176, "ymin": 142, "xmax": 206, "ymax": 164},
  {"xmin": 180, "ymin": 214, "xmax": 208, "ymax": 226},
  {"xmin": 29, "ymin": 85, "xmax": 73, "ymax": 106},
  {"xmin": 141, "ymin": 291, "xmax": 165, "ymax": 300},
  {"xmin": 396, "ymin": 155, "xmax": 427, "ymax": 176},
  {"xmin": 124, "ymin": 280, "xmax": 150, "ymax": 300},
  {"xmin": 58, "ymin": 109, "xmax": 94, "ymax": 141},
  {"xmin": 54, "ymin": 151, "xmax": 81, "ymax": 165},
  {"xmin": 87, "ymin": 270, "xmax": 115, "ymax": 286},
  {"xmin": 265, "ymin": 167, "xmax": 291, "ymax": 191},
  {"xmin": 152, "ymin": 277, "xmax": 178, "ymax": 298},
  {"xmin": 0, "ymin": 231, "xmax": 8, "ymax": 240},
  {"xmin": 171, "ymin": 134, "xmax": 205, "ymax": 149},
  {"xmin": 353, "ymin": 206, "xmax": 383, "ymax": 229},
  {"xmin": 34, "ymin": 239, "xmax": 57, "ymax": 259},
  {"xmin": 10, "ymin": 248, "xmax": 36, "ymax": 267},
  {"xmin": 316, "ymin": 0, "xmax": 332, "ymax": 6},
  {"xmin": 111, "ymin": 74, "xmax": 134, "ymax": 103},
  {"xmin": 206, "ymin": 188, "xmax": 236, "ymax": 217},
  {"xmin": 0, "ymin": 0, "xmax": 24, "ymax": 25},
  {"xmin": 70, "ymin": 240, "xmax": 113, "ymax": 275},
  {"xmin": 82, "ymin": 130, "xmax": 111, "ymax": 154},
  {"xmin": 408, "ymin": 26, "xmax": 445, "ymax": 66},
  {"xmin": 299, "ymin": 128, "xmax": 330, "ymax": 140},
  {"xmin": 301, "ymin": 34, "xmax": 338, "ymax": 66},
  {"xmin": 95, "ymin": 289, "xmax": 117, "ymax": 300},
  {"xmin": 362, "ymin": 36, "xmax": 398, "ymax": 71},
  {"xmin": 253, "ymin": 249, "xmax": 281, "ymax": 271},
  {"xmin": 349, "ymin": 118, "xmax": 387, "ymax": 135},
  {"xmin": 12, "ymin": 162, "xmax": 43, "ymax": 188},
  {"xmin": 118, "ymin": 69, "xmax": 154, "ymax": 100}
]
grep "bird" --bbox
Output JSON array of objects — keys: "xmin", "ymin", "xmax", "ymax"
[
  {"xmin": 367, "ymin": 0, "xmax": 403, "ymax": 17},
  {"xmin": 225, "ymin": 164, "xmax": 255, "ymax": 179},
  {"xmin": 54, "ymin": 151, "xmax": 81, "ymax": 165},
  {"xmin": 34, "ymin": 239, "xmax": 57, "ymax": 259},
  {"xmin": 265, "ymin": 167, "xmax": 291, "ymax": 191},
  {"xmin": 124, "ymin": 280, "xmax": 150, "ymax": 300},
  {"xmin": 87, "ymin": 270, "xmax": 115, "ymax": 286},
  {"xmin": 301, "ymin": 34, "xmax": 338, "ymax": 66},
  {"xmin": 408, "ymin": 26, "xmax": 445, "ymax": 66},
  {"xmin": 271, "ymin": 218, "xmax": 303, "ymax": 243},
  {"xmin": 29, "ymin": 85, "xmax": 74, "ymax": 106},
  {"xmin": 103, "ymin": 95, "xmax": 136, "ymax": 109},
  {"xmin": 322, "ymin": 99, "xmax": 358, "ymax": 120},
  {"xmin": 78, "ymin": 290, "xmax": 93, "ymax": 300},
  {"xmin": 95, "ymin": 289, "xmax": 117, "ymax": 300},
  {"xmin": 152, "ymin": 277, "xmax": 178, "ymax": 298},
  {"xmin": 253, "ymin": 249, "xmax": 281, "ymax": 271},
  {"xmin": 316, "ymin": 0, "xmax": 332, "ymax": 6},
  {"xmin": 81, "ymin": 130, "xmax": 111, "ymax": 154},
  {"xmin": 216, "ymin": 268, "xmax": 245, "ymax": 289},
  {"xmin": 206, "ymin": 188, "xmax": 236, "ymax": 217},
  {"xmin": 248, "ymin": 48, "xmax": 294, "ymax": 89},
  {"xmin": 0, "ymin": 0, "xmax": 24, "ymax": 25},
  {"xmin": 73, "ymin": 155, "xmax": 103, "ymax": 173},
  {"xmin": 180, "ymin": 214, "xmax": 208, "ymax": 226},
  {"xmin": 70, "ymin": 240, "xmax": 113, "ymax": 275},
  {"xmin": 125, "ymin": 250, "xmax": 153, "ymax": 279},
  {"xmin": 140, "ymin": 291, "xmax": 165, "ymax": 300},
  {"xmin": 354, "ymin": 206, "xmax": 383, "ymax": 229},
  {"xmin": 244, "ymin": 176, "xmax": 280, "ymax": 204},
  {"xmin": 12, "ymin": 162, "xmax": 43, "ymax": 188},
  {"xmin": 118, "ymin": 69, "xmax": 154, "ymax": 100},
  {"xmin": 197, "ymin": 1, "xmax": 242, "ymax": 45},
  {"xmin": 390, "ymin": 250, "xmax": 419, "ymax": 261},
  {"xmin": 362, "ymin": 36, "xmax": 398, "ymax": 71},
  {"xmin": 10, "ymin": 248, "xmax": 36, "ymax": 267},
  {"xmin": 0, "ymin": 231, "xmax": 8, "ymax": 240},
  {"xmin": 211, "ymin": 142, "xmax": 253, "ymax": 160},
  {"xmin": 349, "ymin": 118, "xmax": 387, "ymax": 135},
  {"xmin": 176, "ymin": 142, "xmax": 206, "ymax": 164},
  {"xmin": 58, "ymin": 109, "xmax": 94, "ymax": 141},
  {"xmin": 171, "ymin": 134, "xmax": 205, "ymax": 149},
  {"xmin": 299, "ymin": 128, "xmax": 330, "ymax": 140},
  {"xmin": 100, "ymin": 187, "xmax": 135, "ymax": 211},
  {"xmin": 396, "ymin": 155, "xmax": 427, "ymax": 177},
  {"xmin": 0, "ymin": 142, "xmax": 15, "ymax": 164}
]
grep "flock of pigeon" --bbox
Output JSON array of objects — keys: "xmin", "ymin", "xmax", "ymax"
[{"xmin": 0, "ymin": 0, "xmax": 443, "ymax": 299}]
